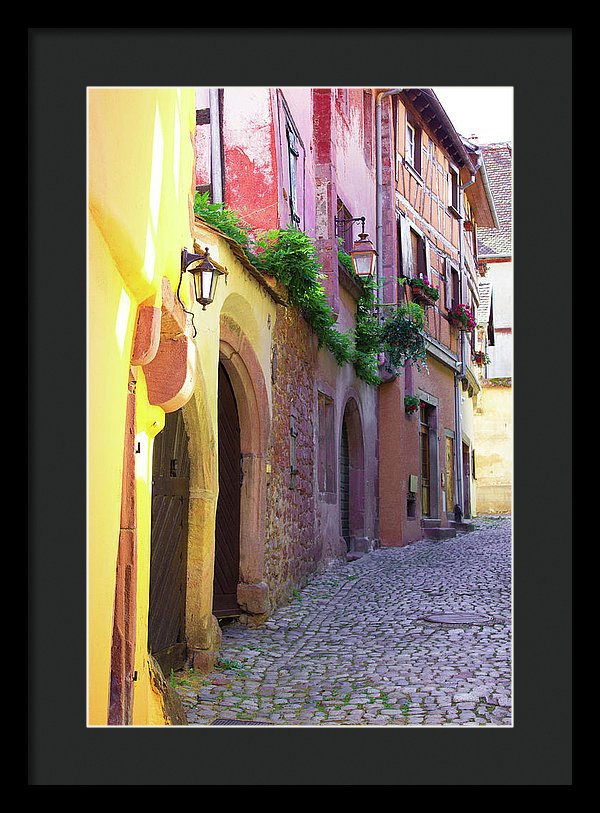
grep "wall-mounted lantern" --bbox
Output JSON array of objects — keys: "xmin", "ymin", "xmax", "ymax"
[
  {"xmin": 181, "ymin": 246, "xmax": 226, "ymax": 310},
  {"xmin": 334, "ymin": 215, "xmax": 378, "ymax": 278},
  {"xmin": 349, "ymin": 231, "xmax": 378, "ymax": 278}
]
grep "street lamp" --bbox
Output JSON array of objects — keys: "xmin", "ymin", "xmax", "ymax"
[
  {"xmin": 181, "ymin": 247, "xmax": 226, "ymax": 310},
  {"xmin": 334, "ymin": 215, "xmax": 378, "ymax": 278},
  {"xmin": 349, "ymin": 231, "xmax": 377, "ymax": 278}
]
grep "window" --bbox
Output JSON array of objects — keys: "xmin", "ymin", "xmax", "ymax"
[
  {"xmin": 448, "ymin": 164, "xmax": 460, "ymax": 214},
  {"xmin": 398, "ymin": 216, "xmax": 428, "ymax": 281},
  {"xmin": 336, "ymin": 199, "xmax": 354, "ymax": 255},
  {"xmin": 286, "ymin": 122, "xmax": 300, "ymax": 227},
  {"xmin": 279, "ymin": 92, "xmax": 304, "ymax": 230},
  {"xmin": 410, "ymin": 229, "xmax": 426, "ymax": 279},
  {"xmin": 405, "ymin": 117, "xmax": 422, "ymax": 174},
  {"xmin": 445, "ymin": 261, "xmax": 459, "ymax": 309},
  {"xmin": 317, "ymin": 393, "xmax": 335, "ymax": 494}
]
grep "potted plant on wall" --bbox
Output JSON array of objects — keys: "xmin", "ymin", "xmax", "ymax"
[
  {"xmin": 473, "ymin": 350, "xmax": 491, "ymax": 366},
  {"xmin": 401, "ymin": 276, "xmax": 440, "ymax": 307},
  {"xmin": 448, "ymin": 303, "xmax": 476, "ymax": 331},
  {"xmin": 404, "ymin": 394, "xmax": 420, "ymax": 414}
]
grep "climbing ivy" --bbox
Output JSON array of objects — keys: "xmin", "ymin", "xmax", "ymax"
[
  {"xmin": 193, "ymin": 192, "xmax": 427, "ymax": 384},
  {"xmin": 193, "ymin": 191, "xmax": 253, "ymax": 258}
]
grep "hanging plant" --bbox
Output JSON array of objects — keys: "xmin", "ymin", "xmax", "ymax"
[
  {"xmin": 404, "ymin": 394, "xmax": 420, "ymax": 414},
  {"xmin": 380, "ymin": 301, "xmax": 428, "ymax": 372},
  {"xmin": 448, "ymin": 303, "xmax": 476, "ymax": 331}
]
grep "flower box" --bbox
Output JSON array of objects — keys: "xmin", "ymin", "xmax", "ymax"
[
  {"xmin": 407, "ymin": 277, "xmax": 439, "ymax": 307},
  {"xmin": 473, "ymin": 350, "xmax": 491, "ymax": 366},
  {"xmin": 448, "ymin": 304, "xmax": 476, "ymax": 331},
  {"xmin": 404, "ymin": 395, "xmax": 420, "ymax": 414}
]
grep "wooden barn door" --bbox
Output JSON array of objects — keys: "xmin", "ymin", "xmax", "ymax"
[
  {"xmin": 213, "ymin": 363, "xmax": 242, "ymax": 617},
  {"xmin": 149, "ymin": 408, "xmax": 190, "ymax": 674}
]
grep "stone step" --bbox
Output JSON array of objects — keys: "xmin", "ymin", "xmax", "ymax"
[
  {"xmin": 423, "ymin": 527, "xmax": 457, "ymax": 540},
  {"xmin": 449, "ymin": 520, "xmax": 476, "ymax": 533},
  {"xmin": 420, "ymin": 518, "xmax": 441, "ymax": 529}
]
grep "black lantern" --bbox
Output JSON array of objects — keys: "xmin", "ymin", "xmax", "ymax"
[{"xmin": 181, "ymin": 247, "xmax": 225, "ymax": 310}]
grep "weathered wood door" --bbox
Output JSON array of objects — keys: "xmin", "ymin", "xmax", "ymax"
[
  {"xmin": 149, "ymin": 408, "xmax": 189, "ymax": 674},
  {"xmin": 420, "ymin": 405, "xmax": 431, "ymax": 517},
  {"xmin": 340, "ymin": 421, "xmax": 350, "ymax": 550},
  {"xmin": 445, "ymin": 436, "xmax": 455, "ymax": 516},
  {"xmin": 213, "ymin": 363, "xmax": 242, "ymax": 617},
  {"xmin": 462, "ymin": 441, "xmax": 471, "ymax": 519}
]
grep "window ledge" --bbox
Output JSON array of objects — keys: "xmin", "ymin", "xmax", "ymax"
[
  {"xmin": 447, "ymin": 204, "xmax": 462, "ymax": 219},
  {"xmin": 405, "ymin": 161, "xmax": 424, "ymax": 185}
]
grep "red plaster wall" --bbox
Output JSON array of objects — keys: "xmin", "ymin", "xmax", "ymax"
[{"xmin": 379, "ymin": 358, "xmax": 456, "ymax": 547}]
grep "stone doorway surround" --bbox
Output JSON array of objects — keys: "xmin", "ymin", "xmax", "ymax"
[
  {"xmin": 218, "ymin": 317, "xmax": 271, "ymax": 623},
  {"xmin": 339, "ymin": 395, "xmax": 368, "ymax": 554}
]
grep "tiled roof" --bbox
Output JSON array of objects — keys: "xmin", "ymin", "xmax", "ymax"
[{"xmin": 477, "ymin": 142, "xmax": 512, "ymax": 257}]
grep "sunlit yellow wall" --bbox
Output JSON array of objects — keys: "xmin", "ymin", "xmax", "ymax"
[
  {"xmin": 473, "ymin": 385, "xmax": 513, "ymax": 514},
  {"xmin": 181, "ymin": 221, "xmax": 277, "ymax": 654},
  {"xmin": 87, "ymin": 88, "xmax": 197, "ymax": 726}
]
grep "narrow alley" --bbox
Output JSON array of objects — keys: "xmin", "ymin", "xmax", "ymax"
[{"xmin": 174, "ymin": 516, "xmax": 512, "ymax": 726}]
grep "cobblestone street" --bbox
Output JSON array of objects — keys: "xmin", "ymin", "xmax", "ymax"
[{"xmin": 175, "ymin": 516, "xmax": 512, "ymax": 726}]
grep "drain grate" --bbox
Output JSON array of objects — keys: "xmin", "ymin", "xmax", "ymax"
[
  {"xmin": 210, "ymin": 719, "xmax": 272, "ymax": 726},
  {"xmin": 421, "ymin": 611, "xmax": 493, "ymax": 625}
]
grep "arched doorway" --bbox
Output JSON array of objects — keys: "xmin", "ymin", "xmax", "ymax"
[
  {"xmin": 213, "ymin": 362, "xmax": 242, "ymax": 618},
  {"xmin": 339, "ymin": 398, "xmax": 365, "ymax": 552},
  {"xmin": 149, "ymin": 407, "xmax": 190, "ymax": 674}
]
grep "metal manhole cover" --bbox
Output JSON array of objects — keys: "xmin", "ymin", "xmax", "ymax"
[
  {"xmin": 421, "ymin": 612, "xmax": 493, "ymax": 625},
  {"xmin": 210, "ymin": 719, "xmax": 272, "ymax": 726}
]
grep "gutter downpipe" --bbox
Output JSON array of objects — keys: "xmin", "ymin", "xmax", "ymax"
[
  {"xmin": 209, "ymin": 88, "xmax": 224, "ymax": 204},
  {"xmin": 453, "ymin": 145, "xmax": 484, "ymax": 519}
]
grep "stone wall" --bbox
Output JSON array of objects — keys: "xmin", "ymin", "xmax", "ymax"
[{"xmin": 264, "ymin": 304, "xmax": 321, "ymax": 609}]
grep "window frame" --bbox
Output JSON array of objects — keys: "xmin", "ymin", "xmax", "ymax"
[
  {"xmin": 448, "ymin": 163, "xmax": 461, "ymax": 218},
  {"xmin": 405, "ymin": 116, "xmax": 422, "ymax": 176}
]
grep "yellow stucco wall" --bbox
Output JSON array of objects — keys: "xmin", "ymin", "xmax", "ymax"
[
  {"xmin": 87, "ymin": 88, "xmax": 197, "ymax": 726},
  {"xmin": 473, "ymin": 385, "xmax": 513, "ymax": 514}
]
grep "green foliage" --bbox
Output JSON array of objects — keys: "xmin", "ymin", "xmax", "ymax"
[
  {"xmin": 352, "ymin": 275, "xmax": 382, "ymax": 386},
  {"xmin": 215, "ymin": 656, "xmax": 247, "ymax": 672},
  {"xmin": 473, "ymin": 350, "xmax": 491, "ymax": 366},
  {"xmin": 380, "ymin": 301, "xmax": 428, "ymax": 372},
  {"xmin": 193, "ymin": 191, "xmax": 253, "ymax": 258},
  {"xmin": 193, "ymin": 193, "xmax": 419, "ymax": 386},
  {"xmin": 404, "ymin": 394, "xmax": 420, "ymax": 413},
  {"xmin": 406, "ymin": 276, "xmax": 440, "ymax": 302}
]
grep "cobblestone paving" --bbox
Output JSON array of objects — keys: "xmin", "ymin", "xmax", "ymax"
[{"xmin": 174, "ymin": 516, "xmax": 512, "ymax": 727}]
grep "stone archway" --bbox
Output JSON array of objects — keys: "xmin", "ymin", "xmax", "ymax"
[
  {"xmin": 340, "ymin": 396, "xmax": 367, "ymax": 553},
  {"xmin": 218, "ymin": 315, "xmax": 271, "ymax": 621}
]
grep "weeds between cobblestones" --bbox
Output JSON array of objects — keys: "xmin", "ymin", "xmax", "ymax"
[{"xmin": 174, "ymin": 516, "xmax": 512, "ymax": 726}]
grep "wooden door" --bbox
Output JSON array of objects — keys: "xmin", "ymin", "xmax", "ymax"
[
  {"xmin": 149, "ymin": 408, "xmax": 189, "ymax": 674},
  {"xmin": 419, "ymin": 405, "xmax": 431, "ymax": 517},
  {"xmin": 340, "ymin": 421, "xmax": 350, "ymax": 549},
  {"xmin": 445, "ymin": 436, "xmax": 455, "ymax": 515},
  {"xmin": 462, "ymin": 441, "xmax": 471, "ymax": 519},
  {"xmin": 213, "ymin": 363, "xmax": 242, "ymax": 617}
]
